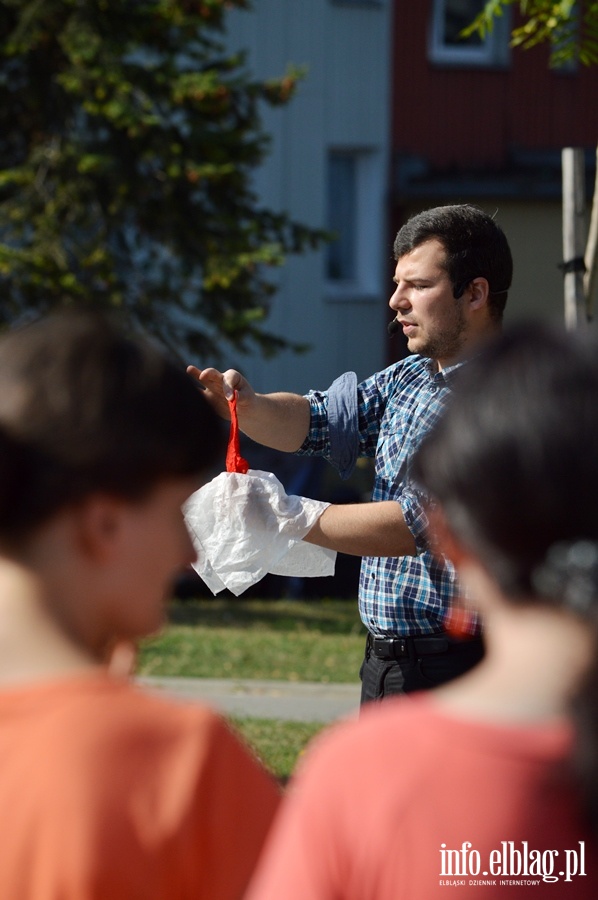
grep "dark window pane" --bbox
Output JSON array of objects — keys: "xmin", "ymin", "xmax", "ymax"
[
  {"xmin": 443, "ymin": 0, "xmax": 485, "ymax": 47},
  {"xmin": 327, "ymin": 153, "xmax": 357, "ymax": 281}
]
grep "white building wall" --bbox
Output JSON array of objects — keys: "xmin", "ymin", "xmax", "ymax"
[{"xmin": 220, "ymin": 0, "xmax": 393, "ymax": 393}]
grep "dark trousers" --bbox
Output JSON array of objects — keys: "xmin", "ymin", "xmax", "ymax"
[{"xmin": 359, "ymin": 632, "xmax": 484, "ymax": 704}]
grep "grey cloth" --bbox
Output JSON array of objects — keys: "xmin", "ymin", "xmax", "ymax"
[{"xmin": 327, "ymin": 371, "xmax": 359, "ymax": 479}]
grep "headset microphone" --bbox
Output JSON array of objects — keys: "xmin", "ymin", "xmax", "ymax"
[{"xmin": 387, "ymin": 319, "xmax": 401, "ymax": 336}]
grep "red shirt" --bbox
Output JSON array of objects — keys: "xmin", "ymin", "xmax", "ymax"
[{"xmin": 248, "ymin": 694, "xmax": 596, "ymax": 899}]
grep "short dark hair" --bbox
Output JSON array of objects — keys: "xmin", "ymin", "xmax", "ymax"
[
  {"xmin": 0, "ymin": 310, "xmax": 223, "ymax": 538},
  {"xmin": 393, "ymin": 204, "xmax": 513, "ymax": 322}
]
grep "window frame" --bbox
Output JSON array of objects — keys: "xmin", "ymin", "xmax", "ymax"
[
  {"xmin": 325, "ymin": 147, "xmax": 384, "ymax": 303},
  {"xmin": 428, "ymin": 0, "xmax": 511, "ymax": 69}
]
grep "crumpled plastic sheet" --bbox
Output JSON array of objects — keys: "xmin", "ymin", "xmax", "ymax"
[{"xmin": 184, "ymin": 469, "xmax": 337, "ymax": 596}]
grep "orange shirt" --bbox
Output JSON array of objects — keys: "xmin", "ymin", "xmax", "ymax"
[
  {"xmin": 248, "ymin": 694, "xmax": 597, "ymax": 899},
  {"xmin": 0, "ymin": 673, "xmax": 280, "ymax": 899}
]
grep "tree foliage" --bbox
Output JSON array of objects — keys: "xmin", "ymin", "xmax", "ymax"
[
  {"xmin": 0, "ymin": 0, "xmax": 326, "ymax": 358},
  {"xmin": 465, "ymin": 1, "xmax": 598, "ymax": 318},
  {"xmin": 465, "ymin": 1, "xmax": 598, "ymax": 67}
]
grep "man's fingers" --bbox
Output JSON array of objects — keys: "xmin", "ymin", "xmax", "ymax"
[
  {"xmin": 221, "ymin": 372, "xmax": 237, "ymax": 400},
  {"xmin": 186, "ymin": 364, "xmax": 202, "ymax": 381},
  {"xmin": 186, "ymin": 365, "xmax": 244, "ymax": 404},
  {"xmin": 188, "ymin": 366, "xmax": 224, "ymax": 392}
]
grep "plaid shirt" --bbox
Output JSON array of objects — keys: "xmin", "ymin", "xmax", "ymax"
[{"xmin": 297, "ymin": 355, "xmax": 466, "ymax": 636}]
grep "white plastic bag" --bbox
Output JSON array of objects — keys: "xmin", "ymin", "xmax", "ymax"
[{"xmin": 184, "ymin": 469, "xmax": 337, "ymax": 596}]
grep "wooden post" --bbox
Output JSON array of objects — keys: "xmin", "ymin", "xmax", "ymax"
[
  {"xmin": 584, "ymin": 144, "xmax": 598, "ymax": 320},
  {"xmin": 561, "ymin": 148, "xmax": 587, "ymax": 329}
]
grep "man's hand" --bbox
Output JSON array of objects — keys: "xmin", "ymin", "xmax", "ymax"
[
  {"xmin": 186, "ymin": 365, "xmax": 256, "ymax": 421},
  {"xmin": 186, "ymin": 364, "xmax": 311, "ymax": 452}
]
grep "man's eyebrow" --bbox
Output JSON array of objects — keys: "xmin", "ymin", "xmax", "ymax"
[{"xmin": 394, "ymin": 274, "xmax": 434, "ymax": 284}]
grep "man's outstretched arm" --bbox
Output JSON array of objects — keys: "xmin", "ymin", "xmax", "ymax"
[
  {"xmin": 187, "ymin": 365, "xmax": 311, "ymax": 452},
  {"xmin": 189, "ymin": 366, "xmax": 417, "ymax": 558},
  {"xmin": 304, "ymin": 501, "xmax": 417, "ymax": 558}
]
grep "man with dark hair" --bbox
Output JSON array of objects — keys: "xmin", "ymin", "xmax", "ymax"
[
  {"xmin": 393, "ymin": 203, "xmax": 512, "ymax": 323},
  {"xmin": 191, "ymin": 204, "xmax": 513, "ymax": 701}
]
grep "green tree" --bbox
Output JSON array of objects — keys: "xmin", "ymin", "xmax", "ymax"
[
  {"xmin": 0, "ymin": 0, "xmax": 325, "ymax": 358},
  {"xmin": 466, "ymin": 2, "xmax": 598, "ymax": 316},
  {"xmin": 467, "ymin": 1, "xmax": 598, "ymax": 66}
]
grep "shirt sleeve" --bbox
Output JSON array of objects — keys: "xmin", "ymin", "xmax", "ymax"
[
  {"xmin": 397, "ymin": 485, "xmax": 433, "ymax": 554},
  {"xmin": 297, "ymin": 371, "xmax": 359, "ymax": 479},
  {"xmin": 297, "ymin": 365, "xmax": 402, "ymax": 478}
]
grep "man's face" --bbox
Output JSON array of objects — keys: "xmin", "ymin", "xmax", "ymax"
[{"xmin": 388, "ymin": 238, "xmax": 467, "ymax": 369}]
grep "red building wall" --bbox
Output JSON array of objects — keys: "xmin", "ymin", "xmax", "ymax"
[{"xmin": 392, "ymin": 2, "xmax": 597, "ymax": 172}]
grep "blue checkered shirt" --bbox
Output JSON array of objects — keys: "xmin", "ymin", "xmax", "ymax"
[{"xmin": 297, "ymin": 355, "xmax": 466, "ymax": 636}]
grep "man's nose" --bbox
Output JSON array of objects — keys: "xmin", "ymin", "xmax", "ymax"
[{"xmin": 389, "ymin": 283, "xmax": 410, "ymax": 311}]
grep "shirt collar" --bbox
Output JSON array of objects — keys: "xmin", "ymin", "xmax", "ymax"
[{"xmin": 424, "ymin": 357, "xmax": 467, "ymax": 385}]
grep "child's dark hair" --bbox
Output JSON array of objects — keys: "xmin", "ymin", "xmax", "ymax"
[
  {"xmin": 412, "ymin": 322, "xmax": 598, "ymax": 831},
  {"xmin": 0, "ymin": 310, "xmax": 223, "ymax": 538}
]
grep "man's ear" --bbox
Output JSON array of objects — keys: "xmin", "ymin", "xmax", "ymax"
[
  {"xmin": 74, "ymin": 495, "xmax": 126, "ymax": 561},
  {"xmin": 467, "ymin": 276, "xmax": 490, "ymax": 311}
]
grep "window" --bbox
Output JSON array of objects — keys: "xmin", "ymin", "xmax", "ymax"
[
  {"xmin": 325, "ymin": 149, "xmax": 384, "ymax": 301},
  {"xmin": 428, "ymin": 0, "xmax": 510, "ymax": 68},
  {"xmin": 327, "ymin": 153, "xmax": 357, "ymax": 282}
]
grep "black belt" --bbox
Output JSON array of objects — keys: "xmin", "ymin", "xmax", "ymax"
[{"xmin": 367, "ymin": 631, "xmax": 453, "ymax": 661}]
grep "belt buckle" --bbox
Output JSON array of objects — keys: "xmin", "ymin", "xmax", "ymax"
[
  {"xmin": 373, "ymin": 636, "xmax": 407, "ymax": 660},
  {"xmin": 392, "ymin": 638, "xmax": 407, "ymax": 658}
]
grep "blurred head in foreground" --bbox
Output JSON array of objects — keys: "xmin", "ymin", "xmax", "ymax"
[
  {"xmin": 412, "ymin": 322, "xmax": 598, "ymax": 826},
  {"xmin": 0, "ymin": 311, "xmax": 280, "ymax": 900},
  {"xmin": 0, "ymin": 309, "xmax": 221, "ymax": 658}
]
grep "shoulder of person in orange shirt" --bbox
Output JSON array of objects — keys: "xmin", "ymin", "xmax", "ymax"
[{"xmin": 0, "ymin": 671, "xmax": 280, "ymax": 900}]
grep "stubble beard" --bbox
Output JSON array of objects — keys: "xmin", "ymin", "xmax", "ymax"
[{"xmin": 410, "ymin": 300, "xmax": 467, "ymax": 363}]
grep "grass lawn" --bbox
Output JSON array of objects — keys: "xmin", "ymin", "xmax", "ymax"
[
  {"xmin": 231, "ymin": 717, "xmax": 326, "ymax": 782},
  {"xmin": 138, "ymin": 598, "xmax": 366, "ymax": 683},
  {"xmin": 138, "ymin": 598, "xmax": 365, "ymax": 779}
]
